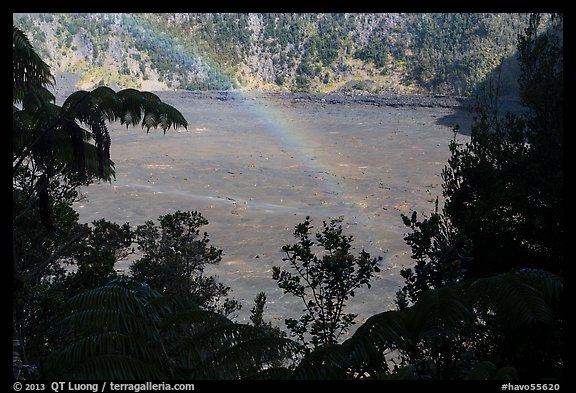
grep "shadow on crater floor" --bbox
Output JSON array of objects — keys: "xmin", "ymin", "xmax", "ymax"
[{"xmin": 435, "ymin": 107, "xmax": 475, "ymax": 137}]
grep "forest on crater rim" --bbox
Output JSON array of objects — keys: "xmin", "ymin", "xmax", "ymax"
[{"xmin": 14, "ymin": 13, "xmax": 532, "ymax": 96}]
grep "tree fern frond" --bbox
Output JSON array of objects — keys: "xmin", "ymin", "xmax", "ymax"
[
  {"xmin": 337, "ymin": 310, "xmax": 413, "ymax": 378},
  {"xmin": 507, "ymin": 268, "xmax": 562, "ymax": 303},
  {"xmin": 55, "ymin": 119, "xmax": 89, "ymax": 179},
  {"xmin": 61, "ymin": 278, "xmax": 163, "ymax": 319},
  {"xmin": 188, "ymin": 336, "xmax": 301, "ymax": 380},
  {"xmin": 169, "ymin": 323, "xmax": 262, "ymax": 363},
  {"xmin": 464, "ymin": 269, "xmax": 560, "ymax": 327},
  {"xmin": 13, "ymin": 26, "xmax": 54, "ymax": 103},
  {"xmin": 59, "ymin": 309, "xmax": 158, "ymax": 339},
  {"xmin": 116, "ymin": 88, "xmax": 146, "ymax": 127},
  {"xmin": 408, "ymin": 285, "xmax": 475, "ymax": 340},
  {"xmin": 117, "ymin": 89, "xmax": 188, "ymax": 132},
  {"xmin": 349, "ymin": 309, "xmax": 412, "ymax": 351},
  {"xmin": 46, "ymin": 331, "xmax": 162, "ymax": 367},
  {"xmin": 80, "ymin": 140, "xmax": 115, "ymax": 180},
  {"xmin": 20, "ymin": 87, "xmax": 56, "ymax": 110},
  {"xmin": 46, "ymin": 354, "xmax": 166, "ymax": 380},
  {"xmin": 323, "ymin": 268, "xmax": 561, "ymax": 380},
  {"xmin": 13, "ymin": 111, "xmax": 36, "ymax": 153},
  {"xmin": 43, "ymin": 279, "xmax": 169, "ymax": 379},
  {"xmin": 86, "ymin": 86, "xmax": 123, "ymax": 123},
  {"xmin": 157, "ymin": 102, "xmax": 188, "ymax": 133},
  {"xmin": 291, "ymin": 343, "xmax": 349, "ymax": 380},
  {"xmin": 142, "ymin": 111, "xmax": 160, "ymax": 132},
  {"xmin": 44, "ymin": 278, "xmax": 299, "ymax": 380},
  {"xmin": 61, "ymin": 87, "xmax": 120, "ymax": 124},
  {"xmin": 160, "ymin": 308, "xmax": 232, "ymax": 335},
  {"xmin": 61, "ymin": 90, "xmax": 91, "ymax": 118},
  {"xmin": 14, "ymin": 90, "xmax": 60, "ymax": 136}
]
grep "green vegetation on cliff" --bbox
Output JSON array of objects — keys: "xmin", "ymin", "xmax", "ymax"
[{"xmin": 14, "ymin": 13, "xmax": 531, "ymax": 96}]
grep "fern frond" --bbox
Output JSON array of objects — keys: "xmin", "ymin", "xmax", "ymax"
[
  {"xmin": 323, "ymin": 269, "xmax": 561, "ymax": 379},
  {"xmin": 464, "ymin": 269, "xmax": 561, "ymax": 327},
  {"xmin": 291, "ymin": 343, "xmax": 349, "ymax": 379},
  {"xmin": 44, "ymin": 278, "xmax": 300, "ymax": 380},
  {"xmin": 117, "ymin": 89, "xmax": 187, "ymax": 132},
  {"xmin": 348, "ymin": 309, "xmax": 412, "ymax": 353},
  {"xmin": 49, "ymin": 354, "xmax": 166, "ymax": 380},
  {"xmin": 60, "ymin": 309, "xmax": 158, "ymax": 338},
  {"xmin": 409, "ymin": 285, "xmax": 475, "ymax": 340},
  {"xmin": 46, "ymin": 331, "xmax": 162, "ymax": 367},
  {"xmin": 188, "ymin": 336, "xmax": 300, "ymax": 379},
  {"xmin": 87, "ymin": 86, "xmax": 123, "ymax": 123},
  {"xmin": 508, "ymin": 268, "xmax": 562, "ymax": 303},
  {"xmin": 61, "ymin": 278, "xmax": 163, "ymax": 319},
  {"xmin": 13, "ymin": 26, "xmax": 54, "ymax": 103},
  {"xmin": 169, "ymin": 323, "xmax": 263, "ymax": 364},
  {"xmin": 20, "ymin": 87, "xmax": 56, "ymax": 111},
  {"xmin": 160, "ymin": 308, "xmax": 232, "ymax": 336}
]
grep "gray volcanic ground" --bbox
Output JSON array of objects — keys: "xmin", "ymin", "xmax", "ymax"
[{"xmin": 71, "ymin": 90, "xmax": 473, "ymax": 332}]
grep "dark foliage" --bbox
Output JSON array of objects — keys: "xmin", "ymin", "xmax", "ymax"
[
  {"xmin": 42, "ymin": 278, "xmax": 301, "ymax": 379},
  {"xmin": 397, "ymin": 13, "xmax": 563, "ymax": 305},
  {"xmin": 273, "ymin": 216, "xmax": 381, "ymax": 350},
  {"xmin": 296, "ymin": 269, "xmax": 561, "ymax": 380},
  {"xmin": 13, "ymin": 26, "xmax": 187, "ymax": 378},
  {"xmin": 130, "ymin": 210, "xmax": 240, "ymax": 317}
]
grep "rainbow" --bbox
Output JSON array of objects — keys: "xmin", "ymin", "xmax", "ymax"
[
  {"xmin": 122, "ymin": 14, "xmax": 373, "ymax": 226},
  {"xmin": 231, "ymin": 90, "xmax": 373, "ymax": 227}
]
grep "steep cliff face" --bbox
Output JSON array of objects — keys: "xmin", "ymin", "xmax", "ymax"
[{"xmin": 13, "ymin": 13, "xmax": 529, "ymax": 96}]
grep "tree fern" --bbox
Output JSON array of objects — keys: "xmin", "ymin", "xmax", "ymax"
[
  {"xmin": 186, "ymin": 335, "xmax": 301, "ymax": 379},
  {"xmin": 291, "ymin": 343, "xmax": 350, "ymax": 379},
  {"xmin": 13, "ymin": 26, "xmax": 53, "ymax": 103},
  {"xmin": 294, "ymin": 268, "xmax": 561, "ymax": 379},
  {"xmin": 408, "ymin": 285, "xmax": 475, "ymax": 340},
  {"xmin": 13, "ymin": 26, "xmax": 190, "ymax": 379},
  {"xmin": 13, "ymin": 26, "xmax": 188, "ymax": 225},
  {"xmin": 43, "ymin": 278, "xmax": 168, "ymax": 379},
  {"xmin": 464, "ymin": 268, "xmax": 562, "ymax": 327},
  {"xmin": 43, "ymin": 278, "xmax": 301, "ymax": 380}
]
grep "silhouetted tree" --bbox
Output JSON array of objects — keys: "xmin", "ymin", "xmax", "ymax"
[
  {"xmin": 397, "ymin": 13, "xmax": 563, "ymax": 306},
  {"xmin": 273, "ymin": 216, "xmax": 382, "ymax": 350},
  {"xmin": 393, "ymin": 12, "xmax": 563, "ymax": 380},
  {"xmin": 130, "ymin": 210, "xmax": 240, "ymax": 318}
]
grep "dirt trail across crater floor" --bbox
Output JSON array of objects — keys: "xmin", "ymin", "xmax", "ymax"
[{"xmin": 72, "ymin": 90, "xmax": 473, "ymax": 329}]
